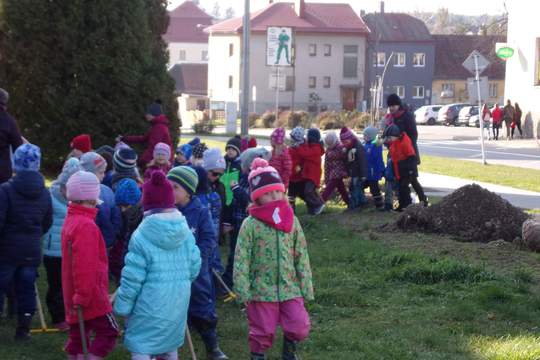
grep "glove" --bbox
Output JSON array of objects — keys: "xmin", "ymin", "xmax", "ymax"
[{"xmin": 348, "ymin": 148, "xmax": 357, "ymax": 162}]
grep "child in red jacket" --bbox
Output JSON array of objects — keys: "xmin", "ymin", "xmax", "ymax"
[
  {"xmin": 62, "ymin": 171, "xmax": 118, "ymax": 360},
  {"xmin": 269, "ymin": 127, "xmax": 292, "ymax": 190},
  {"xmin": 385, "ymin": 125, "xmax": 427, "ymax": 211}
]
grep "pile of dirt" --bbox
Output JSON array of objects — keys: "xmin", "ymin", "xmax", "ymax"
[{"xmin": 396, "ymin": 184, "xmax": 529, "ymax": 243}]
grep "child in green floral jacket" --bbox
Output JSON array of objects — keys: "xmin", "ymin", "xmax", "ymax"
[{"xmin": 233, "ymin": 158, "xmax": 314, "ymax": 360}]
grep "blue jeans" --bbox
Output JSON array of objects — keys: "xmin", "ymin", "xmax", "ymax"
[
  {"xmin": 0, "ymin": 264, "xmax": 38, "ymax": 322},
  {"xmin": 349, "ymin": 177, "xmax": 368, "ymax": 209}
]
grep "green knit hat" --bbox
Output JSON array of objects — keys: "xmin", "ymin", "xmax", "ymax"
[{"xmin": 167, "ymin": 166, "xmax": 199, "ymax": 195}]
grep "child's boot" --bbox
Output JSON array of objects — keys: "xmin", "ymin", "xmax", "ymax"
[
  {"xmin": 203, "ymin": 336, "xmax": 229, "ymax": 360},
  {"xmin": 14, "ymin": 313, "xmax": 32, "ymax": 341},
  {"xmin": 282, "ymin": 337, "xmax": 299, "ymax": 360},
  {"xmin": 374, "ymin": 195, "xmax": 384, "ymax": 210},
  {"xmin": 250, "ymin": 353, "xmax": 266, "ymax": 360}
]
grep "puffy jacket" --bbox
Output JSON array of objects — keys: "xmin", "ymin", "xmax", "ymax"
[
  {"xmin": 389, "ymin": 133, "xmax": 417, "ymax": 180},
  {"xmin": 269, "ymin": 147, "xmax": 292, "ymax": 188},
  {"xmin": 114, "ymin": 210, "xmax": 201, "ymax": 355},
  {"xmin": 123, "ymin": 115, "xmax": 173, "ymax": 166},
  {"xmin": 219, "ymin": 156, "xmax": 241, "ymax": 208},
  {"xmin": 0, "ymin": 171, "xmax": 52, "ymax": 267},
  {"xmin": 296, "ymin": 143, "xmax": 325, "ymax": 187},
  {"xmin": 196, "ymin": 190, "xmax": 223, "ymax": 273},
  {"xmin": 231, "ymin": 174, "xmax": 250, "ymax": 230},
  {"xmin": 0, "ymin": 108, "xmax": 23, "ymax": 183},
  {"xmin": 492, "ymin": 107, "xmax": 503, "ymax": 125},
  {"xmin": 288, "ymin": 145, "xmax": 303, "ymax": 184},
  {"xmin": 42, "ymin": 184, "xmax": 68, "ymax": 258},
  {"xmin": 61, "ymin": 203, "xmax": 111, "ymax": 324},
  {"xmin": 344, "ymin": 139, "xmax": 368, "ymax": 179},
  {"xmin": 95, "ymin": 184, "xmax": 122, "ymax": 248},
  {"xmin": 364, "ymin": 142, "xmax": 385, "ymax": 182},
  {"xmin": 324, "ymin": 144, "xmax": 348, "ymax": 183}
]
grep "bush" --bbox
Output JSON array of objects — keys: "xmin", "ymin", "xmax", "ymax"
[
  {"xmin": 261, "ymin": 111, "xmax": 276, "ymax": 128},
  {"xmin": 316, "ymin": 111, "xmax": 344, "ymax": 130},
  {"xmin": 192, "ymin": 112, "xmax": 215, "ymax": 134},
  {"xmin": 248, "ymin": 112, "xmax": 259, "ymax": 128},
  {"xmin": 287, "ymin": 111, "xmax": 311, "ymax": 129}
]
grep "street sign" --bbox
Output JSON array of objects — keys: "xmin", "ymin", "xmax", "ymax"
[
  {"xmin": 269, "ymin": 73, "xmax": 286, "ymax": 91},
  {"xmin": 496, "ymin": 47, "xmax": 514, "ymax": 59},
  {"xmin": 266, "ymin": 27, "xmax": 293, "ymax": 67},
  {"xmin": 462, "ymin": 50, "xmax": 490, "ymax": 75}
]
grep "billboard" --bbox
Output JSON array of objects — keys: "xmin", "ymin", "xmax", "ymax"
[{"xmin": 266, "ymin": 27, "xmax": 293, "ymax": 67}]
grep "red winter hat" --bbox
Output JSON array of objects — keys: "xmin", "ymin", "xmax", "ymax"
[
  {"xmin": 248, "ymin": 137, "xmax": 257, "ymax": 149},
  {"xmin": 142, "ymin": 170, "xmax": 175, "ymax": 211},
  {"xmin": 248, "ymin": 158, "xmax": 285, "ymax": 202},
  {"xmin": 71, "ymin": 134, "xmax": 92, "ymax": 153}
]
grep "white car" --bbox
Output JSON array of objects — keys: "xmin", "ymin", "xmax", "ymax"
[{"xmin": 414, "ymin": 105, "xmax": 442, "ymax": 125}]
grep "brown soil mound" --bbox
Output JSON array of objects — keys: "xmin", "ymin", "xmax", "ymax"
[{"xmin": 396, "ymin": 184, "xmax": 529, "ymax": 243}]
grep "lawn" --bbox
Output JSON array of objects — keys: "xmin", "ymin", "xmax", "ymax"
[{"xmin": 1, "ymin": 203, "xmax": 540, "ymax": 359}]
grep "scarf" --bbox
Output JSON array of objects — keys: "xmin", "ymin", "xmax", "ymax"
[{"xmin": 248, "ymin": 199, "xmax": 294, "ymax": 233}]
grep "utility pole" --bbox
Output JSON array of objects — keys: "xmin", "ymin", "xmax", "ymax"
[
  {"xmin": 240, "ymin": 0, "xmax": 250, "ymax": 135},
  {"xmin": 474, "ymin": 53, "xmax": 487, "ymax": 165}
]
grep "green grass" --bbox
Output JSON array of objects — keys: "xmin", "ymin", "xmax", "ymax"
[{"xmin": 2, "ymin": 203, "xmax": 540, "ymax": 359}]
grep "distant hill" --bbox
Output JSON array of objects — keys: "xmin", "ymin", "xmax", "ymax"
[{"xmin": 409, "ymin": 9, "xmax": 507, "ymax": 36}]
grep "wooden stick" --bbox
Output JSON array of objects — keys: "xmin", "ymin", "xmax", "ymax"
[{"xmin": 185, "ymin": 327, "xmax": 197, "ymax": 360}]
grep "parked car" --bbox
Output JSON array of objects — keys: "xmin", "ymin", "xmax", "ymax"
[
  {"xmin": 437, "ymin": 103, "xmax": 471, "ymax": 126},
  {"xmin": 414, "ymin": 105, "xmax": 442, "ymax": 125},
  {"xmin": 457, "ymin": 106, "xmax": 479, "ymax": 126},
  {"xmin": 468, "ymin": 114, "xmax": 480, "ymax": 127}
]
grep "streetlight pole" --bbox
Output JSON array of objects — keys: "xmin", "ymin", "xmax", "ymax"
[
  {"xmin": 474, "ymin": 53, "xmax": 487, "ymax": 165},
  {"xmin": 240, "ymin": 0, "xmax": 250, "ymax": 135},
  {"xmin": 375, "ymin": 52, "xmax": 394, "ymax": 125}
]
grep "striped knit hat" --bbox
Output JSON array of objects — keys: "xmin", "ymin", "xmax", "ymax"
[
  {"xmin": 167, "ymin": 166, "xmax": 199, "ymax": 195},
  {"xmin": 66, "ymin": 171, "xmax": 101, "ymax": 202},
  {"xmin": 114, "ymin": 148, "xmax": 138, "ymax": 172},
  {"xmin": 248, "ymin": 158, "xmax": 285, "ymax": 202}
]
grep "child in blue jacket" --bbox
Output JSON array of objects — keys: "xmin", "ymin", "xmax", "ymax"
[
  {"xmin": 363, "ymin": 127, "xmax": 385, "ymax": 209},
  {"xmin": 114, "ymin": 171, "xmax": 201, "ymax": 360},
  {"xmin": 167, "ymin": 166, "xmax": 229, "ymax": 360}
]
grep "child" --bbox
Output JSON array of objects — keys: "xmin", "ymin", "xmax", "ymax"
[
  {"xmin": 287, "ymin": 127, "xmax": 305, "ymax": 211},
  {"xmin": 62, "ymin": 171, "xmax": 119, "ymax": 359},
  {"xmin": 0, "ymin": 144, "xmax": 52, "ymax": 340},
  {"xmin": 96, "ymin": 145, "xmax": 115, "ymax": 188},
  {"xmin": 174, "ymin": 144, "xmax": 192, "ymax": 167},
  {"xmin": 321, "ymin": 131, "xmax": 349, "ymax": 206},
  {"xmin": 233, "ymin": 158, "xmax": 313, "ymax": 360},
  {"xmin": 340, "ymin": 127, "xmax": 368, "ymax": 210},
  {"xmin": 69, "ymin": 134, "xmax": 92, "ymax": 159},
  {"xmin": 42, "ymin": 157, "xmax": 81, "ymax": 332},
  {"xmin": 191, "ymin": 142, "xmax": 208, "ymax": 167},
  {"xmin": 220, "ymin": 136, "xmax": 242, "ymax": 226},
  {"xmin": 295, "ymin": 128, "xmax": 325, "ymax": 215},
  {"xmin": 268, "ymin": 127, "xmax": 292, "ymax": 190},
  {"xmin": 167, "ymin": 166, "xmax": 228, "ymax": 360},
  {"xmin": 385, "ymin": 125, "xmax": 428, "ymax": 211},
  {"xmin": 114, "ymin": 171, "xmax": 200, "ymax": 360},
  {"xmin": 80, "ymin": 152, "xmax": 122, "ymax": 249},
  {"xmin": 111, "ymin": 147, "xmax": 140, "ymax": 191},
  {"xmin": 144, "ymin": 142, "xmax": 172, "ymax": 180},
  {"xmin": 109, "ymin": 178, "xmax": 142, "ymax": 283},
  {"xmin": 363, "ymin": 126, "xmax": 385, "ymax": 210}
]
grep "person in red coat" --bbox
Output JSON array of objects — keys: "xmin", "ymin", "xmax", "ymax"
[
  {"xmin": 269, "ymin": 127, "xmax": 292, "ymax": 190},
  {"xmin": 119, "ymin": 100, "xmax": 173, "ymax": 168},
  {"xmin": 491, "ymin": 104, "xmax": 503, "ymax": 141},
  {"xmin": 61, "ymin": 171, "xmax": 118, "ymax": 359},
  {"xmin": 385, "ymin": 125, "xmax": 427, "ymax": 211}
]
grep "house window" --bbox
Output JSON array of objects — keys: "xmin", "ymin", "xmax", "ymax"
[
  {"xmin": 394, "ymin": 52, "xmax": 406, "ymax": 67},
  {"xmin": 413, "ymin": 86, "xmax": 425, "ymax": 98},
  {"xmin": 308, "ymin": 76, "xmax": 316, "ymax": 88},
  {"xmin": 489, "ymin": 83, "xmax": 498, "ymax": 98},
  {"xmin": 179, "ymin": 49, "xmax": 186, "ymax": 61},
  {"xmin": 324, "ymin": 44, "xmax": 332, "ymax": 56},
  {"xmin": 343, "ymin": 45, "xmax": 358, "ymax": 78},
  {"xmin": 536, "ymin": 38, "xmax": 540, "ymax": 85},
  {"xmin": 393, "ymin": 85, "xmax": 405, "ymax": 98},
  {"xmin": 228, "ymin": 75, "xmax": 233, "ymax": 89},
  {"xmin": 441, "ymin": 83, "xmax": 455, "ymax": 98},
  {"xmin": 413, "ymin": 53, "xmax": 426, "ymax": 67},
  {"xmin": 201, "ymin": 50, "xmax": 208, "ymax": 61},
  {"xmin": 323, "ymin": 76, "xmax": 331, "ymax": 88},
  {"xmin": 309, "ymin": 44, "xmax": 317, "ymax": 57},
  {"xmin": 376, "ymin": 52, "xmax": 386, "ymax": 67},
  {"xmin": 285, "ymin": 76, "xmax": 295, "ymax": 91},
  {"xmin": 229, "ymin": 43, "xmax": 234, "ymax": 57}
]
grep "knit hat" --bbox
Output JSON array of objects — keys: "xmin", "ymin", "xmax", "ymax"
[
  {"xmin": 203, "ymin": 148, "xmax": 226, "ymax": 171},
  {"xmin": 192, "ymin": 143, "xmax": 208, "ymax": 159},
  {"xmin": 13, "ymin": 143, "xmax": 41, "ymax": 172},
  {"xmin": 57, "ymin": 158, "xmax": 81, "ymax": 186},
  {"xmin": 96, "ymin": 145, "xmax": 115, "ymax": 158},
  {"xmin": 176, "ymin": 144, "xmax": 193, "ymax": 161},
  {"xmin": 114, "ymin": 141, "xmax": 130, "ymax": 152},
  {"xmin": 248, "ymin": 158, "xmax": 285, "ymax": 202},
  {"xmin": 142, "ymin": 170, "xmax": 175, "ymax": 211},
  {"xmin": 240, "ymin": 147, "xmax": 271, "ymax": 173},
  {"xmin": 290, "ymin": 127, "xmax": 305, "ymax": 145},
  {"xmin": 339, "ymin": 127, "xmax": 356, "ymax": 142},
  {"xmin": 70, "ymin": 134, "xmax": 92, "ymax": 153},
  {"xmin": 153, "ymin": 142, "xmax": 171, "ymax": 159},
  {"xmin": 384, "ymin": 124, "xmax": 401, "ymax": 138},
  {"xmin": 0, "ymin": 88, "xmax": 9, "ymax": 106},
  {"xmin": 192, "ymin": 166, "xmax": 209, "ymax": 194},
  {"xmin": 146, "ymin": 100, "xmax": 163, "ymax": 117},
  {"xmin": 79, "ymin": 152, "xmax": 107, "ymax": 175},
  {"xmin": 66, "ymin": 170, "xmax": 101, "ymax": 202},
  {"xmin": 167, "ymin": 166, "xmax": 199, "ymax": 196},
  {"xmin": 248, "ymin": 137, "xmax": 257, "ymax": 149},
  {"xmin": 226, "ymin": 136, "xmax": 242, "ymax": 155},
  {"xmin": 324, "ymin": 131, "xmax": 339, "ymax": 148},
  {"xmin": 188, "ymin": 137, "xmax": 201, "ymax": 147},
  {"xmin": 387, "ymin": 93, "xmax": 402, "ymax": 107},
  {"xmin": 115, "ymin": 178, "xmax": 141, "ymax": 206},
  {"xmin": 114, "ymin": 148, "xmax": 138, "ymax": 172},
  {"xmin": 271, "ymin": 127, "xmax": 286, "ymax": 145},
  {"xmin": 307, "ymin": 128, "xmax": 321, "ymax": 144},
  {"xmin": 363, "ymin": 126, "xmax": 379, "ymax": 143}
]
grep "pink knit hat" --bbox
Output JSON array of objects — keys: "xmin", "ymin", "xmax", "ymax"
[
  {"xmin": 66, "ymin": 171, "xmax": 101, "ymax": 202},
  {"xmin": 271, "ymin": 127, "xmax": 286, "ymax": 145},
  {"xmin": 142, "ymin": 170, "xmax": 175, "ymax": 211},
  {"xmin": 153, "ymin": 142, "xmax": 171, "ymax": 159},
  {"xmin": 248, "ymin": 158, "xmax": 285, "ymax": 202}
]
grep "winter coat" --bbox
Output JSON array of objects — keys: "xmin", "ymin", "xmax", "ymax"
[
  {"xmin": 233, "ymin": 215, "xmax": 314, "ymax": 303},
  {"xmin": 143, "ymin": 163, "xmax": 172, "ymax": 181},
  {"xmin": 114, "ymin": 210, "xmax": 201, "ymax": 355},
  {"xmin": 389, "ymin": 133, "xmax": 417, "ymax": 180},
  {"xmin": 177, "ymin": 197, "xmax": 217, "ymax": 319},
  {"xmin": 296, "ymin": 143, "xmax": 325, "ymax": 187},
  {"xmin": 288, "ymin": 145, "xmax": 303, "ymax": 184},
  {"xmin": 0, "ymin": 108, "xmax": 23, "ymax": 183},
  {"xmin": 514, "ymin": 107, "xmax": 522, "ymax": 126},
  {"xmin": 492, "ymin": 107, "xmax": 503, "ymax": 126},
  {"xmin": 503, "ymin": 104, "xmax": 515, "ymax": 125},
  {"xmin": 231, "ymin": 175, "xmax": 250, "ymax": 230},
  {"xmin": 123, "ymin": 115, "xmax": 173, "ymax": 166},
  {"xmin": 61, "ymin": 203, "xmax": 111, "ymax": 324},
  {"xmin": 219, "ymin": 156, "xmax": 241, "ymax": 208},
  {"xmin": 0, "ymin": 171, "xmax": 52, "ymax": 267},
  {"xmin": 364, "ymin": 142, "xmax": 385, "ymax": 182},
  {"xmin": 344, "ymin": 139, "xmax": 368, "ymax": 180},
  {"xmin": 269, "ymin": 147, "xmax": 293, "ymax": 188},
  {"xmin": 42, "ymin": 184, "xmax": 68, "ymax": 258},
  {"xmin": 392, "ymin": 108, "xmax": 420, "ymax": 163},
  {"xmin": 324, "ymin": 144, "xmax": 348, "ymax": 183},
  {"xmin": 196, "ymin": 190, "xmax": 223, "ymax": 272},
  {"xmin": 109, "ymin": 204, "xmax": 143, "ymax": 282},
  {"xmin": 96, "ymin": 184, "xmax": 122, "ymax": 248}
]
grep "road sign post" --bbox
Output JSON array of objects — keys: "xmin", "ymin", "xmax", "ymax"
[{"xmin": 267, "ymin": 26, "xmax": 293, "ymax": 122}]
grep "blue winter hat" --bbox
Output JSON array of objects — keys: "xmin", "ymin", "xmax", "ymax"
[
  {"xmin": 13, "ymin": 143, "xmax": 41, "ymax": 172},
  {"xmin": 176, "ymin": 144, "xmax": 193, "ymax": 160},
  {"xmin": 290, "ymin": 127, "xmax": 305, "ymax": 145},
  {"xmin": 307, "ymin": 128, "xmax": 321, "ymax": 144},
  {"xmin": 188, "ymin": 137, "xmax": 201, "ymax": 147},
  {"xmin": 114, "ymin": 178, "xmax": 142, "ymax": 206},
  {"xmin": 57, "ymin": 157, "xmax": 81, "ymax": 186},
  {"xmin": 146, "ymin": 100, "xmax": 163, "ymax": 117}
]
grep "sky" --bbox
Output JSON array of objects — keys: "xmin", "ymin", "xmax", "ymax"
[{"xmin": 167, "ymin": 0, "xmax": 507, "ymax": 17}]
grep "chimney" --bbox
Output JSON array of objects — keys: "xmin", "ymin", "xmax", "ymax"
[
  {"xmin": 269, "ymin": 0, "xmax": 273, "ymax": 3},
  {"xmin": 380, "ymin": 1, "xmax": 385, "ymax": 14},
  {"xmin": 295, "ymin": 0, "xmax": 305, "ymax": 18},
  {"xmin": 360, "ymin": 9, "xmax": 366, "ymax": 17}
]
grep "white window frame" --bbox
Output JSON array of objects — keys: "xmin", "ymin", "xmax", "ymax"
[
  {"xmin": 309, "ymin": 44, "xmax": 317, "ymax": 57},
  {"xmin": 394, "ymin": 52, "xmax": 406, "ymax": 67},
  {"xmin": 413, "ymin": 86, "xmax": 425, "ymax": 99},
  {"xmin": 324, "ymin": 44, "xmax": 332, "ymax": 57},
  {"xmin": 323, "ymin": 76, "xmax": 331, "ymax": 88},
  {"xmin": 228, "ymin": 75, "xmax": 233, "ymax": 89},
  {"xmin": 179, "ymin": 49, "xmax": 186, "ymax": 61},
  {"xmin": 489, "ymin": 83, "xmax": 498, "ymax": 98},
  {"xmin": 377, "ymin": 52, "xmax": 386, "ymax": 67},
  {"xmin": 229, "ymin": 43, "xmax": 234, "ymax": 57},
  {"xmin": 308, "ymin": 76, "xmax": 317, "ymax": 88},
  {"xmin": 413, "ymin": 53, "xmax": 426, "ymax": 67},
  {"xmin": 394, "ymin": 85, "xmax": 405, "ymax": 98}
]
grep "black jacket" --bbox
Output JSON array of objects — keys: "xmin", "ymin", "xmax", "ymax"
[
  {"xmin": 0, "ymin": 108, "xmax": 23, "ymax": 183},
  {"xmin": 345, "ymin": 138, "xmax": 368, "ymax": 179},
  {"xmin": 393, "ymin": 107, "xmax": 420, "ymax": 163}
]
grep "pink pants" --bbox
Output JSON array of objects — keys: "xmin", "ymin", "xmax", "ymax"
[
  {"xmin": 246, "ymin": 297, "xmax": 310, "ymax": 353},
  {"xmin": 65, "ymin": 313, "xmax": 119, "ymax": 357},
  {"xmin": 321, "ymin": 178, "xmax": 350, "ymax": 205}
]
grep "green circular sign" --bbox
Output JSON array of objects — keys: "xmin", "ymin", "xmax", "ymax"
[{"xmin": 497, "ymin": 47, "xmax": 514, "ymax": 59}]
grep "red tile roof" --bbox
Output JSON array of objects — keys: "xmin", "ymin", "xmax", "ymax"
[
  {"xmin": 164, "ymin": 1, "xmax": 213, "ymax": 43},
  {"xmin": 206, "ymin": 2, "xmax": 369, "ymax": 35}
]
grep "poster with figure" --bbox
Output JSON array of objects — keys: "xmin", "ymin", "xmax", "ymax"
[{"xmin": 266, "ymin": 27, "xmax": 293, "ymax": 66}]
